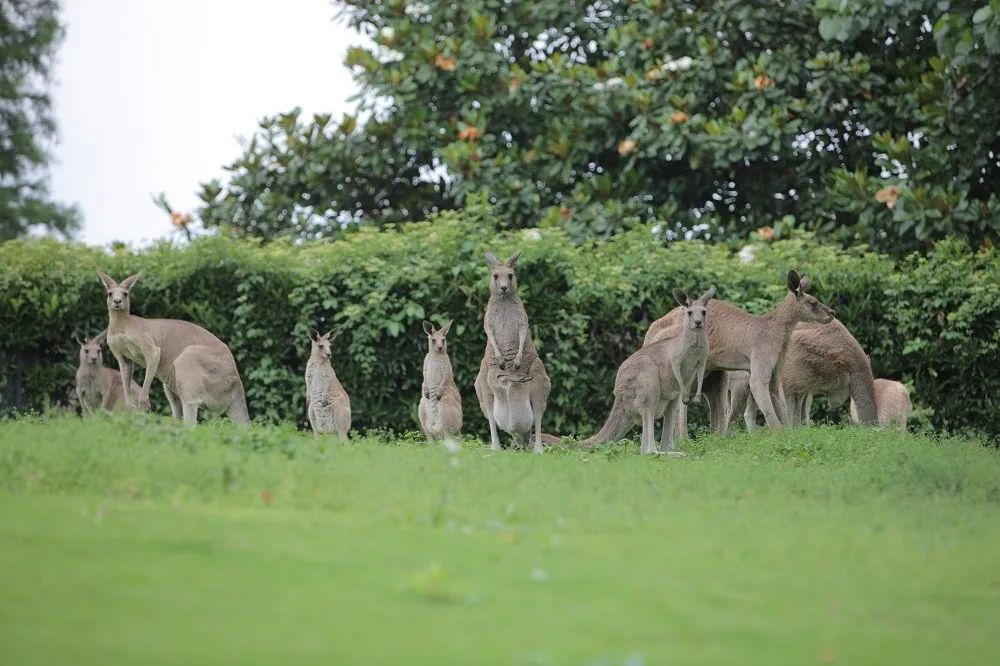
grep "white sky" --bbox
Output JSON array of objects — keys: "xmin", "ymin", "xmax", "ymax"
[{"xmin": 49, "ymin": 0, "xmax": 361, "ymax": 246}]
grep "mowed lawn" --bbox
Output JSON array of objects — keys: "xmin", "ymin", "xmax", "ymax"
[{"xmin": 0, "ymin": 416, "xmax": 998, "ymax": 665}]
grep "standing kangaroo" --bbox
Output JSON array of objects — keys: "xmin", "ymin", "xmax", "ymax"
[
  {"xmin": 96, "ymin": 271, "xmax": 250, "ymax": 425},
  {"xmin": 581, "ymin": 287, "xmax": 714, "ymax": 454},
  {"xmin": 75, "ymin": 332, "xmax": 148, "ymax": 412},
  {"xmin": 729, "ymin": 319, "xmax": 878, "ymax": 428},
  {"xmin": 644, "ymin": 270, "xmax": 835, "ymax": 431},
  {"xmin": 851, "ymin": 378, "xmax": 909, "ymax": 427},
  {"xmin": 473, "ymin": 250, "xmax": 551, "ymax": 453},
  {"xmin": 418, "ymin": 320, "xmax": 462, "ymax": 440},
  {"xmin": 305, "ymin": 329, "xmax": 352, "ymax": 440}
]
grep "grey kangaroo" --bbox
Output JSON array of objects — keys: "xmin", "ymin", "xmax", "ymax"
[
  {"xmin": 75, "ymin": 332, "xmax": 148, "ymax": 412},
  {"xmin": 473, "ymin": 250, "xmax": 552, "ymax": 453},
  {"xmin": 305, "ymin": 328, "xmax": 352, "ymax": 440},
  {"xmin": 644, "ymin": 270, "xmax": 835, "ymax": 431},
  {"xmin": 419, "ymin": 320, "xmax": 463, "ymax": 440},
  {"xmin": 729, "ymin": 319, "xmax": 878, "ymax": 428},
  {"xmin": 97, "ymin": 271, "xmax": 250, "ymax": 425},
  {"xmin": 581, "ymin": 287, "xmax": 714, "ymax": 454}
]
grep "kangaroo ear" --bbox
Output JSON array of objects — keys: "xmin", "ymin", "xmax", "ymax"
[
  {"xmin": 506, "ymin": 250, "xmax": 521, "ymax": 267},
  {"xmin": 422, "ymin": 320, "xmax": 434, "ymax": 335},
  {"xmin": 326, "ymin": 328, "xmax": 342, "ymax": 342},
  {"xmin": 119, "ymin": 272, "xmax": 142, "ymax": 290},
  {"xmin": 94, "ymin": 329, "xmax": 108, "ymax": 345},
  {"xmin": 440, "ymin": 319, "xmax": 453, "ymax": 336},
  {"xmin": 73, "ymin": 330, "xmax": 86, "ymax": 346},
  {"xmin": 798, "ymin": 276, "xmax": 810, "ymax": 294},
  {"xmin": 309, "ymin": 328, "xmax": 320, "ymax": 342},
  {"xmin": 672, "ymin": 288, "xmax": 690, "ymax": 307},
  {"xmin": 484, "ymin": 251, "xmax": 499, "ymax": 267},
  {"xmin": 96, "ymin": 270, "xmax": 116, "ymax": 289},
  {"xmin": 699, "ymin": 286, "xmax": 717, "ymax": 304},
  {"xmin": 786, "ymin": 269, "xmax": 801, "ymax": 294}
]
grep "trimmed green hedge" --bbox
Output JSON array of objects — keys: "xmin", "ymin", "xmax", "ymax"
[{"xmin": 1, "ymin": 207, "xmax": 997, "ymax": 437}]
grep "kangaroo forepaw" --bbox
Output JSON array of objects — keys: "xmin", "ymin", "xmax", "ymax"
[{"xmin": 684, "ymin": 393, "xmax": 702, "ymax": 406}]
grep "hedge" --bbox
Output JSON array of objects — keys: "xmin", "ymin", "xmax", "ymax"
[{"xmin": 1, "ymin": 206, "xmax": 997, "ymax": 438}]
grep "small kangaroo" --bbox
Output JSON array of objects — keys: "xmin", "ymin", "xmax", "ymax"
[
  {"xmin": 581, "ymin": 287, "xmax": 715, "ymax": 454},
  {"xmin": 418, "ymin": 319, "xmax": 463, "ymax": 440},
  {"xmin": 75, "ymin": 332, "xmax": 148, "ymax": 412},
  {"xmin": 851, "ymin": 378, "xmax": 909, "ymax": 427},
  {"xmin": 305, "ymin": 328, "xmax": 352, "ymax": 440},
  {"xmin": 729, "ymin": 319, "xmax": 878, "ymax": 428},
  {"xmin": 644, "ymin": 270, "xmax": 835, "ymax": 431},
  {"xmin": 97, "ymin": 271, "xmax": 250, "ymax": 425},
  {"xmin": 473, "ymin": 250, "xmax": 551, "ymax": 453}
]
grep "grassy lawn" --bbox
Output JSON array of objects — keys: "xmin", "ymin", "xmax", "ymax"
[{"xmin": 0, "ymin": 416, "xmax": 998, "ymax": 665}]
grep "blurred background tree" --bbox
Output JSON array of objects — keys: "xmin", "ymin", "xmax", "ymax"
[
  {"xmin": 0, "ymin": 0, "xmax": 79, "ymax": 241},
  {"xmin": 198, "ymin": 0, "xmax": 999, "ymax": 254}
]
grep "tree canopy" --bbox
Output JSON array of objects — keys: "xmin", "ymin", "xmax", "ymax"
[
  {"xmin": 0, "ymin": 0, "xmax": 78, "ymax": 241},
  {"xmin": 198, "ymin": 0, "xmax": 1000, "ymax": 254}
]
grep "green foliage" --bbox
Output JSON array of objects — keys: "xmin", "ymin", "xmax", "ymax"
[
  {"xmin": 877, "ymin": 237, "xmax": 1000, "ymax": 433},
  {"xmin": 1, "ymin": 417, "xmax": 999, "ymax": 663},
  {"xmin": 196, "ymin": 0, "xmax": 999, "ymax": 254},
  {"xmin": 0, "ymin": 0, "xmax": 79, "ymax": 241},
  {"xmin": 1, "ymin": 207, "xmax": 997, "ymax": 436}
]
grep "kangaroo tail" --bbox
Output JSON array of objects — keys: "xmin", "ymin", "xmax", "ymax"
[
  {"xmin": 228, "ymin": 378, "xmax": 251, "ymax": 426},
  {"xmin": 848, "ymin": 369, "xmax": 878, "ymax": 426},
  {"xmin": 578, "ymin": 398, "xmax": 633, "ymax": 449}
]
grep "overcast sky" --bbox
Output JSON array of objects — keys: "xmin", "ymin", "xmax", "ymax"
[{"xmin": 49, "ymin": 0, "xmax": 360, "ymax": 246}]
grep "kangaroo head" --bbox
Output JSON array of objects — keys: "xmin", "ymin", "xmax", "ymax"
[
  {"xmin": 309, "ymin": 328, "xmax": 338, "ymax": 360},
  {"xmin": 422, "ymin": 319, "xmax": 452, "ymax": 354},
  {"xmin": 786, "ymin": 270, "xmax": 835, "ymax": 324},
  {"xmin": 485, "ymin": 250, "xmax": 521, "ymax": 297},
  {"xmin": 78, "ymin": 334, "xmax": 104, "ymax": 367},
  {"xmin": 673, "ymin": 286, "xmax": 716, "ymax": 330},
  {"xmin": 97, "ymin": 270, "xmax": 141, "ymax": 314}
]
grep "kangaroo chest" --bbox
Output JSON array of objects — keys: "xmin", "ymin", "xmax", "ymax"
[
  {"xmin": 486, "ymin": 300, "xmax": 530, "ymax": 356},
  {"xmin": 423, "ymin": 356, "xmax": 453, "ymax": 392},
  {"xmin": 306, "ymin": 359, "xmax": 339, "ymax": 398},
  {"xmin": 106, "ymin": 332, "xmax": 146, "ymax": 367},
  {"xmin": 76, "ymin": 370, "xmax": 106, "ymax": 402}
]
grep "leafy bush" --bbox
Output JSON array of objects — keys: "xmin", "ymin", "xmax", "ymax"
[{"xmin": 1, "ymin": 207, "xmax": 996, "ymax": 436}]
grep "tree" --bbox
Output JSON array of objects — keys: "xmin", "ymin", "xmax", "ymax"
[
  {"xmin": 199, "ymin": 0, "xmax": 999, "ymax": 254},
  {"xmin": 0, "ymin": 0, "xmax": 78, "ymax": 242}
]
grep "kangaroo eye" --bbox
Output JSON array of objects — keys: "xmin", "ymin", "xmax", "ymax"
[{"xmin": 493, "ymin": 273, "xmax": 498, "ymax": 279}]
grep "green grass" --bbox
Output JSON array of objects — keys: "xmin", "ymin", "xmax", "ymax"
[{"xmin": 1, "ymin": 415, "xmax": 998, "ymax": 665}]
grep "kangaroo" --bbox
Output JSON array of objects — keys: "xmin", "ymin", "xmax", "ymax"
[
  {"xmin": 418, "ymin": 320, "xmax": 462, "ymax": 440},
  {"xmin": 96, "ymin": 271, "xmax": 250, "ymax": 425},
  {"xmin": 581, "ymin": 287, "xmax": 714, "ymax": 454},
  {"xmin": 305, "ymin": 329, "xmax": 352, "ymax": 440},
  {"xmin": 473, "ymin": 250, "xmax": 551, "ymax": 453},
  {"xmin": 729, "ymin": 320, "xmax": 878, "ymax": 428},
  {"xmin": 75, "ymin": 332, "xmax": 148, "ymax": 412},
  {"xmin": 851, "ymin": 379, "xmax": 909, "ymax": 427},
  {"xmin": 644, "ymin": 270, "xmax": 835, "ymax": 431}
]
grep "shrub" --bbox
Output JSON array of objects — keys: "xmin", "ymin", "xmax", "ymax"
[{"xmin": 1, "ymin": 207, "xmax": 995, "ymax": 437}]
